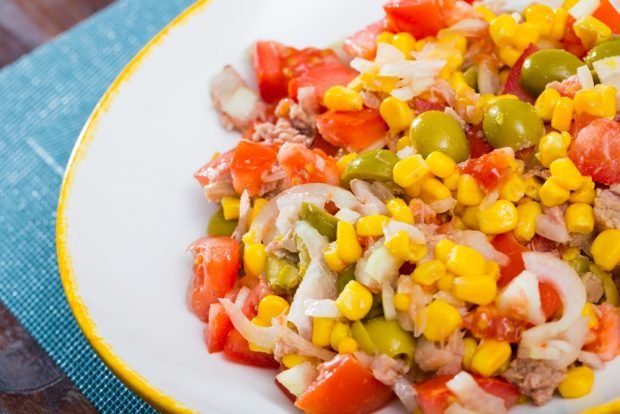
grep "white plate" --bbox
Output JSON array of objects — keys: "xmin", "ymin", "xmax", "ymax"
[{"xmin": 57, "ymin": 0, "xmax": 620, "ymax": 412}]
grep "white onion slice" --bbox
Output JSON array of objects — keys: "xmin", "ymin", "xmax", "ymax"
[
  {"xmin": 479, "ymin": 188, "xmax": 499, "ymax": 210},
  {"xmin": 577, "ymin": 65, "xmax": 594, "ymax": 89},
  {"xmin": 536, "ymin": 208, "xmax": 570, "ymax": 243},
  {"xmin": 496, "ymin": 270, "xmax": 546, "ymax": 325},
  {"xmin": 351, "ymin": 179, "xmax": 387, "ymax": 215},
  {"xmin": 394, "ymin": 377, "xmax": 418, "ymax": 413},
  {"xmin": 382, "ymin": 281, "xmax": 398, "ymax": 321},
  {"xmin": 232, "ymin": 190, "xmax": 251, "ymax": 240},
  {"xmin": 375, "ymin": 42, "xmax": 406, "ymax": 67},
  {"xmin": 278, "ymin": 324, "xmax": 336, "ymax": 361},
  {"xmin": 234, "ymin": 285, "xmax": 251, "ymax": 308},
  {"xmin": 447, "ymin": 372, "xmax": 508, "ymax": 414},
  {"xmin": 219, "ymin": 298, "xmax": 277, "ymax": 349},
  {"xmin": 304, "ymin": 299, "xmax": 342, "ymax": 318},
  {"xmin": 579, "ymin": 350, "xmax": 605, "ymax": 370}
]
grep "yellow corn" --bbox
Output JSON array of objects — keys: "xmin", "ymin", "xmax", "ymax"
[
  {"xmin": 335, "ymin": 281, "xmax": 373, "ymax": 321},
  {"xmin": 471, "ymin": 340, "xmax": 512, "ymax": 377},
  {"xmin": 536, "ymin": 131, "xmax": 571, "ymax": 167},
  {"xmin": 443, "ymin": 170, "xmax": 461, "ymax": 191},
  {"xmin": 426, "ymin": 151, "xmax": 457, "ymax": 179},
  {"xmin": 551, "ymin": 96, "xmax": 573, "ymax": 132},
  {"xmin": 457, "ymin": 174, "xmax": 485, "ymax": 206},
  {"xmin": 385, "ymin": 230, "xmax": 411, "ymax": 261},
  {"xmin": 324, "ymin": 241, "xmax": 347, "ymax": 273},
  {"xmin": 336, "ymin": 221, "xmax": 362, "ymax": 264},
  {"xmin": 324, "ymin": 86, "xmax": 363, "ymax": 112},
  {"xmin": 387, "ymin": 198, "xmax": 414, "ymax": 224},
  {"xmin": 258, "ymin": 295, "xmax": 290, "ymax": 322},
  {"xmin": 590, "ymin": 229, "xmax": 620, "ymax": 271},
  {"xmin": 558, "ymin": 366, "xmax": 595, "ymax": 399},
  {"xmin": 409, "ymin": 243, "xmax": 429, "ymax": 263},
  {"xmin": 535, "ymin": 88, "xmax": 562, "ymax": 121},
  {"xmin": 244, "ymin": 243, "xmax": 266, "ymax": 277},
  {"xmin": 377, "ymin": 31, "xmax": 395, "ymax": 45},
  {"xmin": 249, "ymin": 318, "xmax": 272, "ymax": 353},
  {"xmin": 249, "ymin": 198, "xmax": 268, "ymax": 225},
  {"xmin": 394, "ymin": 293, "xmax": 411, "ymax": 311},
  {"xmin": 337, "ymin": 337, "xmax": 359, "ymax": 354},
  {"xmin": 446, "ymin": 244, "xmax": 487, "ymax": 276},
  {"xmin": 437, "ymin": 273, "xmax": 455, "ymax": 291},
  {"xmin": 539, "ymin": 177, "xmax": 570, "ymax": 207},
  {"xmin": 449, "ymin": 71, "xmax": 469, "ymax": 92},
  {"xmin": 462, "ymin": 337, "xmax": 478, "ymax": 371},
  {"xmin": 489, "ymin": 15, "xmax": 518, "ymax": 47},
  {"xmin": 251, "ymin": 316, "xmax": 271, "ymax": 328},
  {"xmin": 392, "ymin": 32, "xmax": 416, "ymax": 56},
  {"xmin": 573, "ymin": 16, "xmax": 612, "ymax": 49},
  {"xmin": 582, "ymin": 303, "xmax": 600, "ymax": 329},
  {"xmin": 524, "ymin": 176, "xmax": 543, "ymax": 200},
  {"xmin": 570, "ymin": 177, "xmax": 596, "ymax": 204},
  {"xmin": 500, "ymin": 173, "xmax": 526, "ymax": 203},
  {"xmin": 476, "ymin": 6, "xmax": 496, "ymax": 22},
  {"xmin": 282, "ymin": 354, "xmax": 313, "ymax": 369},
  {"xmin": 312, "ymin": 317, "xmax": 335, "ymax": 347},
  {"xmin": 452, "ymin": 275, "xmax": 497, "ymax": 305},
  {"xmin": 330, "ymin": 321, "xmax": 351, "ymax": 351},
  {"xmin": 405, "ymin": 174, "xmax": 430, "ymax": 198},
  {"xmin": 412, "ymin": 259, "xmax": 446, "ymax": 286},
  {"xmin": 396, "ymin": 135, "xmax": 412, "ymax": 151},
  {"xmin": 563, "ymin": 247, "xmax": 581, "ymax": 261},
  {"xmin": 461, "ymin": 206, "xmax": 480, "ymax": 230},
  {"xmin": 550, "ymin": 158, "xmax": 584, "ymax": 191},
  {"xmin": 515, "ymin": 200, "xmax": 542, "ymax": 242},
  {"xmin": 486, "ymin": 261, "xmax": 501, "ymax": 281},
  {"xmin": 393, "ymin": 155, "xmax": 430, "ymax": 188},
  {"xmin": 514, "ymin": 22, "xmax": 540, "ymax": 50},
  {"xmin": 434, "ymin": 239, "xmax": 455, "ymax": 262},
  {"xmin": 525, "ymin": 4, "xmax": 555, "ymax": 37},
  {"xmin": 380, "ymin": 96, "xmax": 414, "ymax": 132},
  {"xmin": 498, "ymin": 45, "xmax": 522, "ymax": 67},
  {"xmin": 336, "ymin": 153, "xmax": 357, "ymax": 174},
  {"xmin": 565, "ymin": 203, "xmax": 594, "ymax": 234},
  {"xmin": 423, "ymin": 299, "xmax": 463, "ymax": 342},
  {"xmin": 356, "ymin": 215, "xmax": 389, "ymax": 237},
  {"xmin": 549, "ymin": 7, "xmax": 569, "ymax": 41},
  {"xmin": 574, "ymin": 84, "xmax": 617, "ymax": 118},
  {"xmin": 421, "ymin": 178, "xmax": 452, "ymax": 203},
  {"xmin": 221, "ymin": 197, "xmax": 240, "ymax": 220},
  {"xmin": 478, "ymin": 200, "xmax": 519, "ymax": 234}
]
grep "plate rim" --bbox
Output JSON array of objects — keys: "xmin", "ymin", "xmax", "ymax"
[{"xmin": 55, "ymin": 1, "xmax": 211, "ymax": 412}]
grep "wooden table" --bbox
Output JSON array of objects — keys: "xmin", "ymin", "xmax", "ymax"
[{"xmin": 1, "ymin": 2, "xmax": 114, "ymax": 412}]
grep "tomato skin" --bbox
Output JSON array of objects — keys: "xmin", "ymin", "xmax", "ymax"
[
  {"xmin": 464, "ymin": 305, "xmax": 527, "ymax": 343},
  {"xmin": 593, "ymin": 0, "xmax": 620, "ymax": 34},
  {"xmin": 501, "ymin": 44, "xmax": 537, "ymax": 103},
  {"xmin": 241, "ymin": 280, "xmax": 273, "ymax": 319},
  {"xmin": 569, "ymin": 118, "xmax": 620, "ymax": 185},
  {"xmin": 492, "ymin": 233, "xmax": 528, "ymax": 287},
  {"xmin": 230, "ymin": 140, "xmax": 278, "ymax": 196},
  {"xmin": 189, "ymin": 237, "xmax": 241, "ymax": 322},
  {"xmin": 585, "ymin": 303, "xmax": 620, "ymax": 361},
  {"xmin": 288, "ymin": 63, "xmax": 357, "ymax": 102},
  {"xmin": 254, "ymin": 41, "xmax": 289, "ymax": 103},
  {"xmin": 278, "ymin": 143, "xmax": 340, "ymax": 185},
  {"xmin": 343, "ymin": 20, "xmax": 389, "ymax": 59},
  {"xmin": 223, "ymin": 329, "xmax": 280, "ymax": 368},
  {"xmin": 316, "ymin": 108, "xmax": 389, "ymax": 151},
  {"xmin": 204, "ymin": 302, "xmax": 233, "ymax": 353},
  {"xmin": 384, "ymin": 0, "xmax": 443, "ymax": 39},
  {"xmin": 539, "ymin": 280, "xmax": 562, "ymax": 320},
  {"xmin": 561, "ymin": 16, "xmax": 588, "ymax": 58},
  {"xmin": 194, "ymin": 149, "xmax": 235, "ymax": 187},
  {"xmin": 459, "ymin": 149, "xmax": 513, "ymax": 191},
  {"xmin": 466, "ymin": 124, "xmax": 494, "ymax": 159},
  {"xmin": 295, "ymin": 355, "xmax": 393, "ymax": 414}
]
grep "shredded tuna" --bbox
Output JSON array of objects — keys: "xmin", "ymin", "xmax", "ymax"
[
  {"xmin": 546, "ymin": 75, "xmax": 582, "ymax": 99},
  {"xmin": 275, "ymin": 91, "xmax": 318, "ymax": 138},
  {"xmin": 582, "ymin": 272, "xmax": 605, "ymax": 303},
  {"xmin": 594, "ymin": 184, "xmax": 620, "ymax": 231},
  {"xmin": 501, "ymin": 358, "xmax": 566, "ymax": 405},
  {"xmin": 252, "ymin": 118, "xmax": 312, "ymax": 146},
  {"xmin": 203, "ymin": 179, "xmax": 236, "ymax": 202},
  {"xmin": 211, "ymin": 65, "xmax": 262, "ymax": 131},
  {"xmin": 355, "ymin": 353, "xmax": 410, "ymax": 386},
  {"xmin": 360, "ymin": 90, "xmax": 382, "ymax": 109},
  {"xmin": 414, "ymin": 331, "xmax": 464, "ymax": 376}
]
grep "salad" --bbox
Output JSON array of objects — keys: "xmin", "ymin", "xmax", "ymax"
[{"xmin": 188, "ymin": 0, "xmax": 620, "ymax": 413}]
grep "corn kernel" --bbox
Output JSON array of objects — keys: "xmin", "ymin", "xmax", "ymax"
[
  {"xmin": 446, "ymin": 244, "xmax": 487, "ymax": 276},
  {"xmin": 524, "ymin": 176, "xmax": 543, "ymax": 200},
  {"xmin": 461, "ymin": 206, "xmax": 480, "ymax": 230},
  {"xmin": 312, "ymin": 317, "xmax": 335, "ymax": 347},
  {"xmin": 449, "ymin": 71, "xmax": 469, "ymax": 92},
  {"xmin": 387, "ymin": 198, "xmax": 414, "ymax": 224},
  {"xmin": 380, "ymin": 96, "xmax": 414, "ymax": 132},
  {"xmin": 282, "ymin": 354, "xmax": 313, "ymax": 368},
  {"xmin": 515, "ymin": 200, "xmax": 542, "ymax": 242},
  {"xmin": 394, "ymin": 293, "xmax": 411, "ymax": 311},
  {"xmin": 535, "ymin": 88, "xmax": 562, "ymax": 121},
  {"xmin": 392, "ymin": 32, "xmax": 416, "ymax": 56},
  {"xmin": 471, "ymin": 340, "xmax": 512, "ymax": 377},
  {"xmin": 486, "ymin": 261, "xmax": 501, "ymax": 281},
  {"xmin": 549, "ymin": 7, "xmax": 569, "ymax": 41},
  {"xmin": 421, "ymin": 177, "xmax": 452, "ymax": 202},
  {"xmin": 591, "ymin": 229, "xmax": 620, "ymax": 271},
  {"xmin": 250, "ymin": 198, "xmax": 268, "ymax": 225},
  {"xmin": 437, "ymin": 273, "xmax": 455, "ymax": 291},
  {"xmin": 498, "ymin": 45, "xmax": 522, "ymax": 67},
  {"xmin": 550, "ymin": 158, "xmax": 583, "ymax": 190},
  {"xmin": 330, "ymin": 321, "xmax": 351, "ymax": 351},
  {"xmin": 324, "ymin": 241, "xmax": 347, "ymax": 272},
  {"xmin": 324, "ymin": 86, "xmax": 363, "ymax": 112},
  {"xmin": 377, "ymin": 31, "xmax": 395, "ymax": 45},
  {"xmin": 525, "ymin": 4, "xmax": 555, "ymax": 37},
  {"xmin": 356, "ymin": 214, "xmax": 390, "ymax": 237},
  {"xmin": 514, "ymin": 22, "xmax": 540, "ymax": 50},
  {"xmin": 251, "ymin": 316, "xmax": 271, "ymax": 327},
  {"xmin": 443, "ymin": 170, "xmax": 461, "ymax": 191},
  {"xmin": 338, "ymin": 337, "xmax": 359, "ymax": 354},
  {"xmin": 396, "ymin": 135, "xmax": 412, "ymax": 151},
  {"xmin": 574, "ymin": 84, "xmax": 617, "ymax": 118},
  {"xmin": 412, "ymin": 259, "xmax": 446, "ymax": 286},
  {"xmin": 336, "ymin": 281, "xmax": 373, "ymax": 321},
  {"xmin": 423, "ymin": 299, "xmax": 463, "ymax": 342},
  {"xmin": 478, "ymin": 200, "xmax": 519, "ymax": 234},
  {"xmin": 551, "ymin": 96, "xmax": 573, "ymax": 132},
  {"xmin": 570, "ymin": 177, "xmax": 596, "ymax": 204},
  {"xmin": 537, "ymin": 131, "xmax": 571, "ymax": 167},
  {"xmin": 244, "ymin": 243, "xmax": 266, "ymax": 277},
  {"xmin": 462, "ymin": 337, "xmax": 478, "ymax": 370},
  {"xmin": 336, "ymin": 153, "xmax": 357, "ymax": 174},
  {"xmin": 453, "ymin": 275, "xmax": 497, "ymax": 305},
  {"xmin": 582, "ymin": 303, "xmax": 600, "ymax": 329},
  {"xmin": 385, "ymin": 230, "xmax": 411, "ymax": 260},
  {"xmin": 573, "ymin": 16, "xmax": 612, "ymax": 49},
  {"xmin": 539, "ymin": 177, "xmax": 570, "ymax": 207},
  {"xmin": 258, "ymin": 295, "xmax": 289, "ymax": 322},
  {"xmin": 476, "ymin": 6, "xmax": 496, "ymax": 22},
  {"xmin": 434, "ymin": 239, "xmax": 456, "ymax": 262},
  {"xmin": 457, "ymin": 174, "xmax": 485, "ymax": 206},
  {"xmin": 405, "ymin": 174, "xmax": 431, "ymax": 198},
  {"xmin": 426, "ymin": 151, "xmax": 457, "ymax": 179},
  {"xmin": 409, "ymin": 243, "xmax": 428, "ymax": 263},
  {"xmin": 500, "ymin": 173, "xmax": 526, "ymax": 202},
  {"xmin": 558, "ymin": 366, "xmax": 595, "ymax": 399},
  {"xmin": 336, "ymin": 221, "xmax": 363, "ymax": 264},
  {"xmin": 221, "ymin": 197, "xmax": 240, "ymax": 220},
  {"xmin": 489, "ymin": 15, "xmax": 518, "ymax": 47},
  {"xmin": 393, "ymin": 155, "xmax": 430, "ymax": 188},
  {"xmin": 565, "ymin": 203, "xmax": 594, "ymax": 234}
]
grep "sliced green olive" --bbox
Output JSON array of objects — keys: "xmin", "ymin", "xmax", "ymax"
[
  {"xmin": 207, "ymin": 207, "xmax": 237, "ymax": 236},
  {"xmin": 483, "ymin": 99, "xmax": 544, "ymax": 150},
  {"xmin": 351, "ymin": 320, "xmax": 378, "ymax": 354},
  {"xmin": 585, "ymin": 38, "xmax": 620, "ymax": 67},
  {"xmin": 299, "ymin": 202, "xmax": 338, "ymax": 241},
  {"xmin": 590, "ymin": 264, "xmax": 620, "ymax": 306},
  {"xmin": 341, "ymin": 149, "xmax": 398, "ymax": 185},
  {"xmin": 295, "ymin": 235, "xmax": 311, "ymax": 280},
  {"xmin": 337, "ymin": 266, "xmax": 356, "ymax": 294},
  {"xmin": 569, "ymin": 254, "xmax": 590, "ymax": 275},
  {"xmin": 409, "ymin": 110, "xmax": 469, "ymax": 163},
  {"xmin": 463, "ymin": 65, "xmax": 479, "ymax": 91},
  {"xmin": 265, "ymin": 254, "xmax": 300, "ymax": 292},
  {"xmin": 364, "ymin": 316, "xmax": 415, "ymax": 363},
  {"xmin": 520, "ymin": 49, "xmax": 584, "ymax": 96}
]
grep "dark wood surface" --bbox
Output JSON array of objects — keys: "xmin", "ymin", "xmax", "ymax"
[{"xmin": 1, "ymin": 2, "xmax": 115, "ymax": 412}]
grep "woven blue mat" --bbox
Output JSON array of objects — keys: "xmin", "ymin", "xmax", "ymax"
[{"xmin": 0, "ymin": 0, "xmax": 194, "ymax": 411}]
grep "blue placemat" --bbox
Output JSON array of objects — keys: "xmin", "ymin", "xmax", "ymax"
[{"xmin": 0, "ymin": 0, "xmax": 194, "ymax": 411}]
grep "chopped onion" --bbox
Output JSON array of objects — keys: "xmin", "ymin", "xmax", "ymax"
[
  {"xmin": 304, "ymin": 299, "xmax": 342, "ymax": 318},
  {"xmin": 443, "ymin": 18, "xmax": 488, "ymax": 37},
  {"xmin": 375, "ymin": 42, "xmax": 406, "ymax": 67},
  {"xmin": 577, "ymin": 65, "xmax": 595, "ymax": 89},
  {"xmin": 453, "ymin": 230, "xmax": 509, "ymax": 266},
  {"xmin": 278, "ymin": 323, "xmax": 336, "ymax": 360},
  {"xmin": 391, "ymin": 78, "xmax": 436, "ymax": 101},
  {"xmin": 496, "ymin": 270, "xmax": 546, "ymax": 325},
  {"xmin": 536, "ymin": 207, "xmax": 570, "ymax": 243},
  {"xmin": 447, "ymin": 371, "xmax": 508, "ymax": 414},
  {"xmin": 234, "ymin": 285, "xmax": 251, "ymax": 308},
  {"xmin": 569, "ymin": 0, "xmax": 600, "ymax": 19},
  {"xmin": 579, "ymin": 350, "xmax": 605, "ymax": 370},
  {"xmin": 232, "ymin": 190, "xmax": 251, "ymax": 240},
  {"xmin": 350, "ymin": 57, "xmax": 375, "ymax": 74},
  {"xmin": 394, "ymin": 377, "xmax": 418, "ymax": 413},
  {"xmin": 397, "ymin": 146, "xmax": 415, "ymax": 159},
  {"xmin": 351, "ymin": 179, "xmax": 387, "ymax": 215},
  {"xmin": 335, "ymin": 208, "xmax": 361, "ymax": 224},
  {"xmin": 380, "ymin": 60, "xmax": 446, "ymax": 79},
  {"xmin": 383, "ymin": 221, "xmax": 426, "ymax": 244},
  {"xmin": 219, "ymin": 298, "xmax": 277, "ymax": 349},
  {"xmin": 479, "ymin": 188, "xmax": 499, "ymax": 210},
  {"xmin": 382, "ymin": 281, "xmax": 398, "ymax": 321},
  {"xmin": 356, "ymin": 243, "xmax": 402, "ymax": 291},
  {"xmin": 275, "ymin": 362, "xmax": 318, "ymax": 398},
  {"xmin": 593, "ymin": 56, "xmax": 620, "ymax": 106}
]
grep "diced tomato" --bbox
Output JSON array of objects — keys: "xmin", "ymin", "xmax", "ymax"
[
  {"xmin": 464, "ymin": 305, "xmax": 527, "ymax": 343},
  {"xmin": 569, "ymin": 118, "xmax": 620, "ymax": 185},
  {"xmin": 502, "ymin": 44, "xmax": 538, "ymax": 103},
  {"xmin": 223, "ymin": 329, "xmax": 280, "ymax": 368},
  {"xmin": 295, "ymin": 355, "xmax": 393, "ymax": 414},
  {"xmin": 416, "ymin": 375, "xmax": 520, "ymax": 414},
  {"xmin": 492, "ymin": 232, "xmax": 528, "ymax": 287},
  {"xmin": 593, "ymin": 0, "xmax": 620, "ymax": 34},
  {"xmin": 193, "ymin": 149, "xmax": 234, "ymax": 187},
  {"xmin": 412, "ymin": 97, "xmax": 446, "ymax": 114},
  {"xmin": 316, "ymin": 108, "xmax": 389, "ymax": 151},
  {"xmin": 466, "ymin": 124, "xmax": 494, "ymax": 159},
  {"xmin": 230, "ymin": 140, "xmax": 278, "ymax": 196},
  {"xmin": 343, "ymin": 19, "xmax": 389, "ymax": 59},
  {"xmin": 539, "ymin": 280, "xmax": 562, "ymax": 320},
  {"xmin": 188, "ymin": 237, "xmax": 240, "ymax": 322},
  {"xmin": 288, "ymin": 63, "xmax": 357, "ymax": 102},
  {"xmin": 312, "ymin": 134, "xmax": 340, "ymax": 157},
  {"xmin": 241, "ymin": 280, "xmax": 273, "ymax": 319},
  {"xmin": 204, "ymin": 303, "xmax": 233, "ymax": 353},
  {"xmin": 384, "ymin": 0, "xmax": 443, "ymax": 39},
  {"xmin": 459, "ymin": 149, "xmax": 513, "ymax": 191},
  {"xmin": 561, "ymin": 16, "xmax": 588, "ymax": 58},
  {"xmin": 585, "ymin": 303, "xmax": 620, "ymax": 361},
  {"xmin": 278, "ymin": 143, "xmax": 340, "ymax": 185},
  {"xmin": 570, "ymin": 112, "xmax": 598, "ymax": 138}
]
